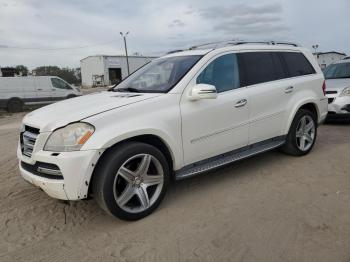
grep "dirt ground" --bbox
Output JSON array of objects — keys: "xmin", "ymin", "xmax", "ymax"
[{"xmin": 0, "ymin": 108, "xmax": 350, "ymax": 261}]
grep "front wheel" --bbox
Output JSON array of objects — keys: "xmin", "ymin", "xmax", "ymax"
[
  {"xmin": 281, "ymin": 109, "xmax": 317, "ymax": 156},
  {"xmin": 92, "ymin": 142, "xmax": 170, "ymax": 220},
  {"xmin": 7, "ymin": 98, "xmax": 23, "ymax": 113}
]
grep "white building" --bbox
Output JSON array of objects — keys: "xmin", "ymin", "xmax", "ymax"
[
  {"xmin": 80, "ymin": 55, "xmax": 157, "ymax": 87},
  {"xmin": 314, "ymin": 51, "xmax": 346, "ymax": 69}
]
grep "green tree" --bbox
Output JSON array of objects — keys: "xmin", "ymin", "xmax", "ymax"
[
  {"xmin": 15, "ymin": 65, "xmax": 29, "ymax": 76},
  {"xmin": 33, "ymin": 66, "xmax": 81, "ymax": 85}
]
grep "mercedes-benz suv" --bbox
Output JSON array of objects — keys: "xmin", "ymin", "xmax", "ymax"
[{"xmin": 18, "ymin": 41, "xmax": 328, "ymax": 220}]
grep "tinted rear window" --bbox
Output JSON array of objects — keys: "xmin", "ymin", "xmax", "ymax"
[
  {"xmin": 238, "ymin": 52, "xmax": 287, "ymax": 86},
  {"xmin": 280, "ymin": 52, "xmax": 315, "ymax": 77}
]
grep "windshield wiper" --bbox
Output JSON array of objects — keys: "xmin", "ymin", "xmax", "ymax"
[{"xmin": 115, "ymin": 87, "xmax": 141, "ymax": 93}]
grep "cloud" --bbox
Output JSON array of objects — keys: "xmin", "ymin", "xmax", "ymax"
[
  {"xmin": 168, "ymin": 19, "xmax": 186, "ymax": 28},
  {"xmin": 199, "ymin": 3, "xmax": 283, "ymax": 18},
  {"xmin": 0, "ymin": 0, "xmax": 349, "ymax": 68},
  {"xmin": 197, "ymin": 2, "xmax": 289, "ymax": 38}
]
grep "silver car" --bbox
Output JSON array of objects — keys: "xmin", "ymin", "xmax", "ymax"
[{"xmin": 324, "ymin": 60, "xmax": 350, "ymax": 116}]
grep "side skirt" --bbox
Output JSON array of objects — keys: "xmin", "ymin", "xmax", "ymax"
[{"xmin": 175, "ymin": 136, "xmax": 286, "ymax": 180}]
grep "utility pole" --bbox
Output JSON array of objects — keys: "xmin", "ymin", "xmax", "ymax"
[
  {"xmin": 120, "ymin": 31, "xmax": 130, "ymax": 76},
  {"xmin": 312, "ymin": 44, "xmax": 319, "ymax": 57}
]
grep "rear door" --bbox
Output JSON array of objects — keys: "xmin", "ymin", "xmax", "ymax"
[{"xmin": 238, "ymin": 51, "xmax": 288, "ymax": 144}]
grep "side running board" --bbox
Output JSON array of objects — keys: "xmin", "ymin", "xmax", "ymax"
[{"xmin": 175, "ymin": 136, "xmax": 286, "ymax": 180}]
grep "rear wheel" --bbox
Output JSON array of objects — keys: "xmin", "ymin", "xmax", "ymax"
[
  {"xmin": 281, "ymin": 109, "xmax": 317, "ymax": 156},
  {"xmin": 92, "ymin": 142, "xmax": 170, "ymax": 220},
  {"xmin": 7, "ymin": 98, "xmax": 23, "ymax": 113}
]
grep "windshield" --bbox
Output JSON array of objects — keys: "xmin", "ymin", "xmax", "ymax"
[
  {"xmin": 113, "ymin": 55, "xmax": 202, "ymax": 93},
  {"xmin": 324, "ymin": 62, "xmax": 350, "ymax": 79}
]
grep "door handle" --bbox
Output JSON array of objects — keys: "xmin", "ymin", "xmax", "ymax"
[
  {"xmin": 235, "ymin": 99, "xmax": 247, "ymax": 108},
  {"xmin": 285, "ymin": 86, "xmax": 294, "ymax": 93},
  {"xmin": 37, "ymin": 88, "xmax": 43, "ymax": 91}
]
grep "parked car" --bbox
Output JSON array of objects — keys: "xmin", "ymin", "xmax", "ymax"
[
  {"xmin": 323, "ymin": 60, "xmax": 350, "ymax": 116},
  {"xmin": 17, "ymin": 41, "xmax": 328, "ymax": 220},
  {"xmin": 0, "ymin": 76, "xmax": 82, "ymax": 112}
]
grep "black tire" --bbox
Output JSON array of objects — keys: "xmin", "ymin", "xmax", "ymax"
[
  {"xmin": 7, "ymin": 98, "xmax": 23, "ymax": 113},
  {"xmin": 281, "ymin": 109, "xmax": 317, "ymax": 156},
  {"xmin": 92, "ymin": 142, "xmax": 170, "ymax": 221},
  {"xmin": 67, "ymin": 94, "xmax": 76, "ymax": 99}
]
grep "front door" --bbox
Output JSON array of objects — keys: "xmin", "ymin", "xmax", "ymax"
[
  {"xmin": 181, "ymin": 53, "xmax": 249, "ymax": 165},
  {"xmin": 50, "ymin": 77, "xmax": 72, "ymax": 101}
]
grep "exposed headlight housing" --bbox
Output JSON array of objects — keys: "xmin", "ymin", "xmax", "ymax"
[
  {"xmin": 44, "ymin": 123, "xmax": 94, "ymax": 152},
  {"xmin": 340, "ymin": 87, "xmax": 350, "ymax": 97}
]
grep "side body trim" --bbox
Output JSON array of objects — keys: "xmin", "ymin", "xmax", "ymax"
[{"xmin": 175, "ymin": 135, "xmax": 286, "ymax": 180}]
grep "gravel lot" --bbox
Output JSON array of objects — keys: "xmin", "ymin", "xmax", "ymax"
[{"xmin": 0, "ymin": 102, "xmax": 349, "ymax": 261}]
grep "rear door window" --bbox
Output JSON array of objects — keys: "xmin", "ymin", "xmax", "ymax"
[
  {"xmin": 238, "ymin": 52, "xmax": 284, "ymax": 86},
  {"xmin": 280, "ymin": 52, "xmax": 316, "ymax": 77},
  {"xmin": 271, "ymin": 53, "xmax": 286, "ymax": 80}
]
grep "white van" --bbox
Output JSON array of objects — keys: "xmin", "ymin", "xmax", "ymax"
[{"xmin": 0, "ymin": 76, "xmax": 82, "ymax": 112}]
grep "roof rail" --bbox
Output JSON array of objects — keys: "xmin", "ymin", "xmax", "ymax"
[
  {"xmin": 189, "ymin": 40, "xmax": 237, "ymax": 50},
  {"xmin": 189, "ymin": 40, "xmax": 300, "ymax": 50},
  {"xmin": 235, "ymin": 41, "xmax": 300, "ymax": 47},
  {"xmin": 166, "ymin": 49, "xmax": 184, "ymax": 54}
]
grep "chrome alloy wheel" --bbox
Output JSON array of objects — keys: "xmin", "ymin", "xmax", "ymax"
[
  {"xmin": 113, "ymin": 154, "xmax": 164, "ymax": 213},
  {"xmin": 296, "ymin": 115, "xmax": 315, "ymax": 151}
]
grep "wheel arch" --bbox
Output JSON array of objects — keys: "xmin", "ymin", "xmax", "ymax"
[
  {"xmin": 66, "ymin": 94, "xmax": 77, "ymax": 99},
  {"xmin": 7, "ymin": 96, "xmax": 23, "ymax": 104},
  {"xmin": 87, "ymin": 134, "xmax": 175, "ymax": 197},
  {"xmin": 284, "ymin": 101, "xmax": 319, "ymax": 134}
]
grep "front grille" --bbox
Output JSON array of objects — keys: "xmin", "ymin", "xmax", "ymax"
[
  {"xmin": 328, "ymin": 98, "xmax": 335, "ymax": 104},
  {"xmin": 20, "ymin": 126, "xmax": 40, "ymax": 157}
]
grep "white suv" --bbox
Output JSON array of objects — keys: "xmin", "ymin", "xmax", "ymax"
[
  {"xmin": 18, "ymin": 41, "xmax": 328, "ymax": 220},
  {"xmin": 323, "ymin": 59, "xmax": 350, "ymax": 116}
]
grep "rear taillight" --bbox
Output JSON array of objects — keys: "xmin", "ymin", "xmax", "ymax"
[{"xmin": 322, "ymin": 80, "xmax": 326, "ymax": 96}]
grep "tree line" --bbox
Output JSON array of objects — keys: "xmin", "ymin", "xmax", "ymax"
[{"xmin": 9, "ymin": 65, "xmax": 81, "ymax": 85}]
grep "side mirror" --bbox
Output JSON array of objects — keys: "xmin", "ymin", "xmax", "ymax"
[{"xmin": 189, "ymin": 84, "xmax": 218, "ymax": 101}]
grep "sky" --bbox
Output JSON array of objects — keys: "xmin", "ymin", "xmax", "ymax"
[{"xmin": 0, "ymin": 0, "xmax": 349, "ymax": 69}]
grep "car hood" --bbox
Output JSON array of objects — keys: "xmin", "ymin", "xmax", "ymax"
[
  {"xmin": 23, "ymin": 91, "xmax": 161, "ymax": 132},
  {"xmin": 325, "ymin": 78, "xmax": 350, "ymax": 91}
]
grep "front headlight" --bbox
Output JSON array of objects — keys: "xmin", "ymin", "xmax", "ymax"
[
  {"xmin": 44, "ymin": 123, "xmax": 94, "ymax": 152},
  {"xmin": 340, "ymin": 87, "xmax": 350, "ymax": 97}
]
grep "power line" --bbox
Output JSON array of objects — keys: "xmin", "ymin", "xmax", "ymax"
[{"xmin": 0, "ymin": 40, "xmax": 115, "ymax": 51}]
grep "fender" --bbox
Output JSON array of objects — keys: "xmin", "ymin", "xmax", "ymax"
[
  {"xmin": 83, "ymin": 126, "xmax": 182, "ymax": 170},
  {"xmin": 104, "ymin": 129, "xmax": 178, "ymax": 167},
  {"xmin": 77, "ymin": 128, "xmax": 181, "ymax": 199}
]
